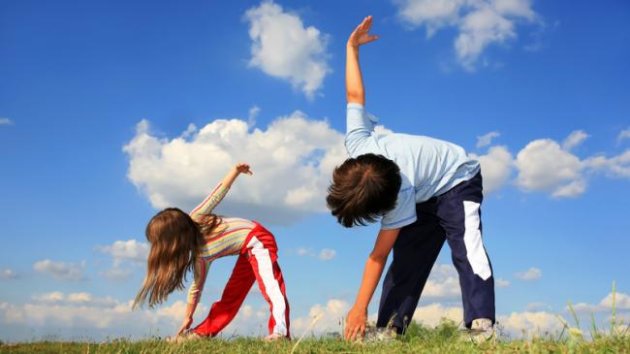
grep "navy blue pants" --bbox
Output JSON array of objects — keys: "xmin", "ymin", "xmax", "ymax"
[{"xmin": 376, "ymin": 172, "xmax": 495, "ymax": 332}]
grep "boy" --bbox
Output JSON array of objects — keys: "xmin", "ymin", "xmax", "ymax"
[{"xmin": 326, "ymin": 16, "xmax": 495, "ymax": 341}]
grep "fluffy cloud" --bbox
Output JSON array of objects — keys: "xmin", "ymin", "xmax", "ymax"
[
  {"xmin": 562, "ymin": 130, "xmax": 589, "ymax": 151},
  {"xmin": 0, "ymin": 293, "xmax": 203, "ymax": 341},
  {"xmin": 318, "ymin": 249, "xmax": 337, "ymax": 261},
  {"xmin": 476, "ymin": 131, "xmax": 500, "ymax": 148},
  {"xmin": 291, "ymin": 299, "xmax": 349, "ymax": 335},
  {"xmin": 97, "ymin": 239, "xmax": 149, "ymax": 265},
  {"xmin": 0, "ymin": 268, "xmax": 17, "ymax": 280},
  {"xmin": 515, "ymin": 267, "xmax": 542, "ymax": 281},
  {"xmin": 295, "ymin": 247, "xmax": 338, "ymax": 261},
  {"xmin": 472, "ymin": 145, "xmax": 514, "ymax": 194},
  {"xmin": 33, "ymin": 259, "xmax": 86, "ymax": 281},
  {"xmin": 618, "ymin": 128, "xmax": 630, "ymax": 143},
  {"xmin": 496, "ymin": 278, "xmax": 511, "ymax": 288},
  {"xmin": 515, "ymin": 138, "xmax": 585, "ymax": 197},
  {"xmin": 0, "ymin": 118, "xmax": 13, "ymax": 126},
  {"xmin": 395, "ymin": 0, "xmax": 538, "ymax": 69},
  {"xmin": 245, "ymin": 1, "xmax": 330, "ymax": 99},
  {"xmin": 583, "ymin": 150, "xmax": 630, "ymax": 179},
  {"xmin": 422, "ymin": 264, "xmax": 462, "ymax": 299},
  {"xmin": 498, "ymin": 311, "xmax": 563, "ymax": 338},
  {"xmin": 572, "ymin": 291, "xmax": 630, "ymax": 313},
  {"xmin": 412, "ymin": 303, "xmax": 464, "ymax": 327},
  {"xmin": 123, "ymin": 112, "xmax": 345, "ymax": 225}
]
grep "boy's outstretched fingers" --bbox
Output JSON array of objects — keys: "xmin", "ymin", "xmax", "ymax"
[{"xmin": 348, "ymin": 15, "xmax": 379, "ymax": 47}]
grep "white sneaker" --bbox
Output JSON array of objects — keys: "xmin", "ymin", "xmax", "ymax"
[
  {"xmin": 264, "ymin": 333, "xmax": 289, "ymax": 341},
  {"xmin": 468, "ymin": 318, "xmax": 494, "ymax": 343},
  {"xmin": 167, "ymin": 330, "xmax": 203, "ymax": 344},
  {"xmin": 362, "ymin": 325, "xmax": 397, "ymax": 343}
]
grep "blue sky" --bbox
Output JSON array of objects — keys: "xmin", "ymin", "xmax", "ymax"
[{"xmin": 1, "ymin": 0, "xmax": 629, "ymax": 342}]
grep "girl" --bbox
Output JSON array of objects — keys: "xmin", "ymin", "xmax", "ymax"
[{"xmin": 134, "ymin": 163, "xmax": 290, "ymax": 340}]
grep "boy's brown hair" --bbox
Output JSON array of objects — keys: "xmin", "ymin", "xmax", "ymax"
[{"xmin": 326, "ymin": 153, "xmax": 401, "ymax": 227}]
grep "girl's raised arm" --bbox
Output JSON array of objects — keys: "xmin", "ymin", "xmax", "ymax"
[
  {"xmin": 346, "ymin": 16, "xmax": 378, "ymax": 105},
  {"xmin": 190, "ymin": 163, "xmax": 253, "ymax": 219}
]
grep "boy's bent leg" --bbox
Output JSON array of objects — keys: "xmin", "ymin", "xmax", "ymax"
[
  {"xmin": 437, "ymin": 172, "xmax": 495, "ymax": 328},
  {"xmin": 193, "ymin": 254, "xmax": 255, "ymax": 336},
  {"xmin": 377, "ymin": 201, "xmax": 445, "ymax": 333}
]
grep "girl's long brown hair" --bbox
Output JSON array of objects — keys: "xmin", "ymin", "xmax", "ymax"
[{"xmin": 133, "ymin": 207, "xmax": 221, "ymax": 308}]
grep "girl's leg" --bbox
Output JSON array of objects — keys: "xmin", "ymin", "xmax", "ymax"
[
  {"xmin": 192, "ymin": 254, "xmax": 255, "ymax": 336},
  {"xmin": 246, "ymin": 232, "xmax": 290, "ymax": 338}
]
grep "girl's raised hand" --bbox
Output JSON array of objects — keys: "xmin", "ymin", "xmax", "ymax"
[
  {"xmin": 348, "ymin": 15, "xmax": 379, "ymax": 48},
  {"xmin": 235, "ymin": 163, "xmax": 253, "ymax": 175}
]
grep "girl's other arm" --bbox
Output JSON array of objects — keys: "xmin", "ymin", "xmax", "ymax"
[
  {"xmin": 344, "ymin": 227, "xmax": 400, "ymax": 341},
  {"xmin": 177, "ymin": 259, "xmax": 210, "ymax": 336},
  {"xmin": 346, "ymin": 15, "xmax": 378, "ymax": 105}
]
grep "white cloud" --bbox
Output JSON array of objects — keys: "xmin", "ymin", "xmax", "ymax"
[
  {"xmin": 318, "ymin": 249, "xmax": 336, "ymax": 261},
  {"xmin": 296, "ymin": 247, "xmax": 337, "ymax": 261},
  {"xmin": 515, "ymin": 138, "xmax": 585, "ymax": 197},
  {"xmin": 0, "ymin": 293, "xmax": 204, "ymax": 341},
  {"xmin": 422, "ymin": 264, "xmax": 461, "ymax": 299},
  {"xmin": 476, "ymin": 131, "xmax": 500, "ymax": 148},
  {"xmin": 471, "ymin": 145, "xmax": 514, "ymax": 194},
  {"xmin": 515, "ymin": 267, "xmax": 541, "ymax": 281},
  {"xmin": 245, "ymin": 1, "xmax": 330, "ymax": 99},
  {"xmin": 0, "ymin": 118, "xmax": 13, "ymax": 126},
  {"xmin": 583, "ymin": 150, "xmax": 630, "ymax": 179},
  {"xmin": 412, "ymin": 303, "xmax": 464, "ymax": 327},
  {"xmin": 248, "ymin": 105, "xmax": 261, "ymax": 128},
  {"xmin": 395, "ymin": 0, "xmax": 538, "ymax": 69},
  {"xmin": 97, "ymin": 239, "xmax": 149, "ymax": 265},
  {"xmin": 33, "ymin": 259, "xmax": 86, "ymax": 281},
  {"xmin": 101, "ymin": 267, "xmax": 133, "ymax": 281},
  {"xmin": 496, "ymin": 278, "xmax": 510, "ymax": 288},
  {"xmin": 618, "ymin": 128, "xmax": 630, "ymax": 143},
  {"xmin": 291, "ymin": 299, "xmax": 349, "ymax": 336},
  {"xmin": 562, "ymin": 130, "xmax": 589, "ymax": 151},
  {"xmin": 32, "ymin": 292, "xmax": 118, "ymax": 307},
  {"xmin": 0, "ymin": 268, "xmax": 17, "ymax": 279},
  {"xmin": 498, "ymin": 311, "xmax": 563, "ymax": 338},
  {"xmin": 572, "ymin": 291, "xmax": 630, "ymax": 313},
  {"xmin": 123, "ymin": 113, "xmax": 346, "ymax": 225}
]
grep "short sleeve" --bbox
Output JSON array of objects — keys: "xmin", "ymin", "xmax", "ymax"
[
  {"xmin": 380, "ymin": 186, "xmax": 417, "ymax": 230},
  {"xmin": 346, "ymin": 103, "xmax": 378, "ymax": 156}
]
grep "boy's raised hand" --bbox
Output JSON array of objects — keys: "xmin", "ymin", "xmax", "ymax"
[{"xmin": 348, "ymin": 15, "xmax": 379, "ymax": 48}]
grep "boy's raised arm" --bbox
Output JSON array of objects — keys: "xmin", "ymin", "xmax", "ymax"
[{"xmin": 346, "ymin": 16, "xmax": 378, "ymax": 105}]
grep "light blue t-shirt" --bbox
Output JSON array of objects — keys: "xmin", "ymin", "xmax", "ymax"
[{"xmin": 346, "ymin": 103, "xmax": 480, "ymax": 230}]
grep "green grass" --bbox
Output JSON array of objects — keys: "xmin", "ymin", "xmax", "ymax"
[
  {"xmin": 3, "ymin": 283, "xmax": 628, "ymax": 353},
  {"xmin": 1, "ymin": 321, "xmax": 628, "ymax": 354}
]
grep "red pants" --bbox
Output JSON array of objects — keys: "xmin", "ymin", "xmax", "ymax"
[{"xmin": 192, "ymin": 223, "xmax": 290, "ymax": 337}]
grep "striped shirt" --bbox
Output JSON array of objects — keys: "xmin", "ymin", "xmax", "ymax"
[{"xmin": 187, "ymin": 183, "xmax": 255, "ymax": 305}]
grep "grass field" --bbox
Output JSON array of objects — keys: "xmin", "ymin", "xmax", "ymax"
[{"xmin": 1, "ymin": 320, "xmax": 628, "ymax": 354}]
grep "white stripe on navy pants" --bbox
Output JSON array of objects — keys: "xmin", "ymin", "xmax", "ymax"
[{"xmin": 376, "ymin": 171, "xmax": 495, "ymax": 331}]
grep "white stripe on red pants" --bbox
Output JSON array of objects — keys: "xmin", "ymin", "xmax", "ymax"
[{"xmin": 192, "ymin": 223, "xmax": 290, "ymax": 337}]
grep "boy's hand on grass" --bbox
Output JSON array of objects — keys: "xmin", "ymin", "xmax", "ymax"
[
  {"xmin": 347, "ymin": 15, "xmax": 378, "ymax": 49},
  {"xmin": 345, "ymin": 306, "xmax": 367, "ymax": 341}
]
